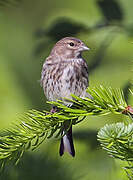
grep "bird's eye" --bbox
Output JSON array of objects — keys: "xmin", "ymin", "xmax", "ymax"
[{"xmin": 69, "ymin": 42, "xmax": 74, "ymax": 46}]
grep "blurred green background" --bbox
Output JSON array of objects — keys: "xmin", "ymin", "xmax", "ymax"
[{"xmin": 0, "ymin": 0, "xmax": 133, "ymax": 179}]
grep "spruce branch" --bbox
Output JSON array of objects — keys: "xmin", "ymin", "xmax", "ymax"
[
  {"xmin": 98, "ymin": 122, "xmax": 133, "ymax": 179},
  {"xmin": 98, "ymin": 123, "xmax": 133, "ymax": 161},
  {"xmin": 0, "ymin": 85, "xmax": 131, "ymax": 169},
  {"xmin": 49, "ymin": 85, "xmax": 128, "ymax": 117},
  {"xmin": 0, "ymin": 110, "xmax": 64, "ymax": 168}
]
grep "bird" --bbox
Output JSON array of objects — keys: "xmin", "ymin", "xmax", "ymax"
[{"xmin": 40, "ymin": 37, "xmax": 90, "ymax": 157}]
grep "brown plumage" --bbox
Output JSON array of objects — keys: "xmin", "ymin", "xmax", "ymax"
[{"xmin": 41, "ymin": 37, "xmax": 90, "ymax": 157}]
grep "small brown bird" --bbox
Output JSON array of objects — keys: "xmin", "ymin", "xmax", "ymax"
[{"xmin": 41, "ymin": 37, "xmax": 90, "ymax": 157}]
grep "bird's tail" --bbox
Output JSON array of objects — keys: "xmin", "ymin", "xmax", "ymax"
[{"xmin": 59, "ymin": 125, "xmax": 75, "ymax": 157}]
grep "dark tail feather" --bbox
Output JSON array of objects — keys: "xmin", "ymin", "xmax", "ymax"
[{"xmin": 59, "ymin": 125, "xmax": 75, "ymax": 157}]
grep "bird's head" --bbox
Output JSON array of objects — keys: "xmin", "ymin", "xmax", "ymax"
[{"xmin": 50, "ymin": 37, "xmax": 90, "ymax": 59}]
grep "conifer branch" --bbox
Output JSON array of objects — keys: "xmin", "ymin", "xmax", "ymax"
[
  {"xmin": 49, "ymin": 85, "xmax": 127, "ymax": 117},
  {"xmin": 0, "ymin": 85, "xmax": 132, "ymax": 171},
  {"xmin": 98, "ymin": 123, "xmax": 133, "ymax": 161}
]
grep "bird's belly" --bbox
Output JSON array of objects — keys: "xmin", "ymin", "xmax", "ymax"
[{"xmin": 45, "ymin": 65, "xmax": 88, "ymax": 103}]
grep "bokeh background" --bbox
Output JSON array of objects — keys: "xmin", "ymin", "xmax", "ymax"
[{"xmin": 0, "ymin": 0, "xmax": 133, "ymax": 179}]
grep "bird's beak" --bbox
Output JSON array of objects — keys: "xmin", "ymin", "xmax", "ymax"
[{"xmin": 81, "ymin": 44, "xmax": 90, "ymax": 51}]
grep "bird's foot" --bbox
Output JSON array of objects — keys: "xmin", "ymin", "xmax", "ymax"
[{"xmin": 50, "ymin": 106, "xmax": 58, "ymax": 113}]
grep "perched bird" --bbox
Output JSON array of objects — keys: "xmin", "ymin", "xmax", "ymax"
[{"xmin": 41, "ymin": 37, "xmax": 90, "ymax": 157}]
